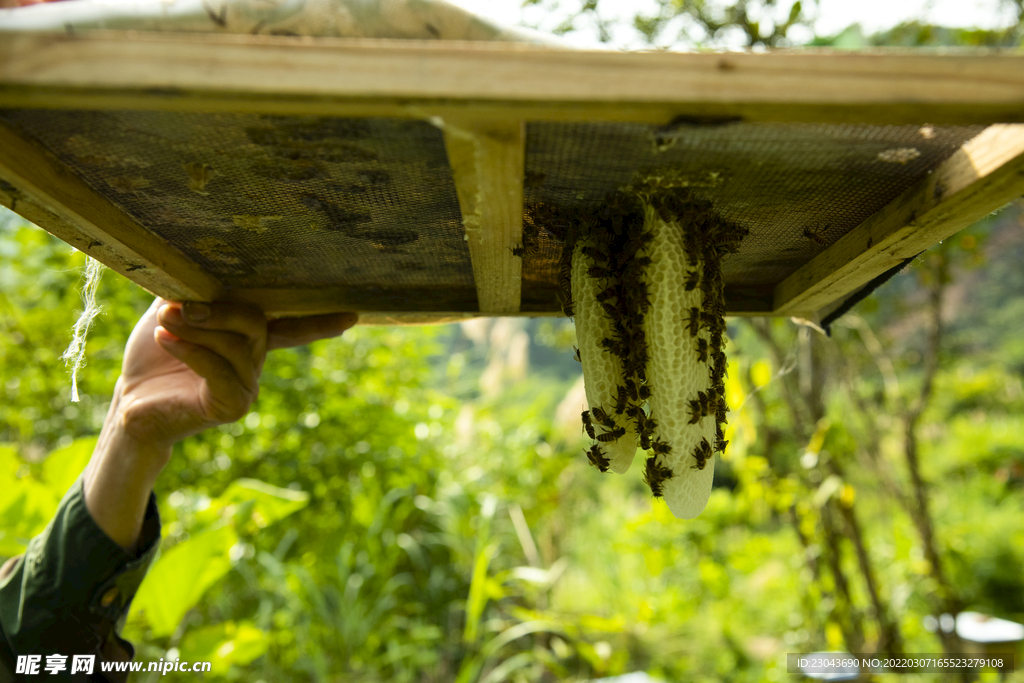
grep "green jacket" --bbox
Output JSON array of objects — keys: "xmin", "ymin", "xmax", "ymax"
[{"xmin": 0, "ymin": 479, "xmax": 160, "ymax": 682}]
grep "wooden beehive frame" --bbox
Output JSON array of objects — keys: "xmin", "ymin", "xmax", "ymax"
[{"xmin": 1, "ymin": 31, "xmax": 1024, "ymax": 323}]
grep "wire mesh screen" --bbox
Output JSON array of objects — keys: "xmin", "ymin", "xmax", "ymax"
[
  {"xmin": 522, "ymin": 121, "xmax": 985, "ymax": 293},
  {"xmin": 0, "ymin": 109, "xmax": 984, "ymax": 312},
  {"xmin": 0, "ymin": 109, "xmax": 476, "ymax": 303}
]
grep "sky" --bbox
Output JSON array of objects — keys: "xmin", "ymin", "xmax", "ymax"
[{"xmin": 449, "ymin": 0, "xmax": 1016, "ymax": 49}]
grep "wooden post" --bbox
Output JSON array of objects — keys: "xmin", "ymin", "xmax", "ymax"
[{"xmin": 442, "ymin": 119, "xmax": 525, "ymax": 315}]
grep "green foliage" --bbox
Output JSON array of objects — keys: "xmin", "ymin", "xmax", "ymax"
[
  {"xmin": 0, "ymin": 437, "xmax": 96, "ymax": 555},
  {"xmin": 178, "ymin": 621, "xmax": 268, "ymax": 672},
  {"xmin": 527, "ymin": 0, "xmax": 818, "ymax": 48},
  {"xmin": 809, "ymin": 20, "xmax": 1023, "ymax": 48},
  {"xmin": 134, "ymin": 525, "xmax": 240, "ymax": 638}
]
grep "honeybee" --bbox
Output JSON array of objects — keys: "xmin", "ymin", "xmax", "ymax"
[
  {"xmin": 510, "ymin": 244, "xmax": 526, "ymax": 257},
  {"xmin": 573, "ymin": 346, "xmax": 581, "ymax": 363},
  {"xmin": 623, "ymin": 256, "xmax": 651, "ymax": 281},
  {"xmin": 708, "ymin": 329, "xmax": 724, "ymax": 351},
  {"xmin": 804, "ymin": 226, "xmax": 828, "ymax": 247},
  {"xmin": 714, "ymin": 437, "xmax": 729, "ymax": 453},
  {"xmin": 705, "ymin": 297, "xmax": 726, "ymax": 319},
  {"xmin": 557, "ymin": 291, "xmax": 574, "ymax": 319},
  {"xmin": 614, "ymin": 386, "xmax": 629, "ymax": 414},
  {"xmin": 589, "ymin": 266, "xmax": 614, "ymax": 279},
  {"xmin": 581, "ymin": 410, "xmax": 596, "ymax": 439},
  {"xmin": 684, "ymin": 268, "xmax": 701, "ymax": 291},
  {"xmin": 715, "ymin": 396, "xmax": 729, "ymax": 423},
  {"xmin": 595, "ymin": 286, "xmax": 617, "ymax": 303},
  {"xmin": 643, "ymin": 456, "xmax": 673, "ymax": 498},
  {"xmin": 623, "ymin": 308, "xmax": 645, "ymax": 331},
  {"xmin": 596, "ymin": 427, "xmax": 626, "ymax": 442},
  {"xmin": 623, "ymin": 233, "xmax": 648, "ymax": 258},
  {"xmin": 688, "ymin": 397, "xmax": 707, "ymax": 424},
  {"xmin": 689, "ymin": 438, "xmax": 712, "ymax": 470},
  {"xmin": 644, "ymin": 416, "xmax": 658, "ymax": 435},
  {"xmin": 713, "ymin": 353, "xmax": 728, "ymax": 380},
  {"xmin": 685, "ymin": 307, "xmax": 701, "ymax": 337},
  {"xmin": 582, "ymin": 246, "xmax": 606, "ymax": 262},
  {"xmin": 559, "ymin": 249, "xmax": 572, "ymax": 275},
  {"xmin": 638, "ymin": 383, "xmax": 652, "ymax": 401},
  {"xmin": 586, "ymin": 444, "xmax": 611, "ymax": 473},
  {"xmin": 559, "ymin": 252, "xmax": 572, "ymax": 284},
  {"xmin": 622, "ymin": 378, "xmax": 638, "ymax": 401},
  {"xmin": 639, "ymin": 431, "xmax": 652, "ymax": 450},
  {"xmin": 695, "ymin": 338, "xmax": 709, "ymax": 363},
  {"xmin": 635, "ymin": 288, "xmax": 651, "ymax": 314},
  {"xmin": 651, "ymin": 439, "xmax": 672, "ymax": 456},
  {"xmin": 590, "ymin": 406, "xmax": 613, "ymax": 427}
]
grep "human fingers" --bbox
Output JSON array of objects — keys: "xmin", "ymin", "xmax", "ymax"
[
  {"xmin": 267, "ymin": 312, "xmax": 359, "ymax": 350},
  {"xmin": 154, "ymin": 328, "xmax": 258, "ymax": 423},
  {"xmin": 157, "ymin": 304, "xmax": 262, "ymax": 393},
  {"xmin": 120, "ymin": 299, "xmax": 174, "ymax": 375},
  {"xmin": 164, "ymin": 301, "xmax": 267, "ymax": 365}
]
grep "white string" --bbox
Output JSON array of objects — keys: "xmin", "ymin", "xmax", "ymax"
[{"xmin": 61, "ymin": 256, "xmax": 105, "ymax": 402}]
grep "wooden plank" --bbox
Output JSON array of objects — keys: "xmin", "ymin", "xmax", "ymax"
[
  {"xmin": 314, "ymin": 309, "xmax": 773, "ymax": 325},
  {"xmin": 0, "ymin": 118, "xmax": 222, "ymax": 302},
  {"xmin": 1, "ymin": 32, "xmax": 1024, "ymax": 124},
  {"xmin": 774, "ymin": 124, "xmax": 1024, "ymax": 316},
  {"xmin": 4, "ymin": 86, "xmax": 1023, "ymax": 126},
  {"xmin": 357, "ymin": 309, "xmax": 775, "ymax": 324},
  {"xmin": 357, "ymin": 312, "xmax": 536, "ymax": 326},
  {"xmin": 228, "ymin": 286, "xmax": 480, "ymax": 317},
  {"xmin": 442, "ymin": 120, "xmax": 525, "ymax": 315},
  {"xmin": 227, "ymin": 288, "xmax": 770, "ymax": 319}
]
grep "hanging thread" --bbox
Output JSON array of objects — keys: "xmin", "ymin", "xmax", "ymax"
[{"xmin": 62, "ymin": 256, "xmax": 105, "ymax": 402}]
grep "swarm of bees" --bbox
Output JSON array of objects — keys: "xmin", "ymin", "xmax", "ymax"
[{"xmin": 550, "ymin": 186, "xmax": 747, "ymax": 519}]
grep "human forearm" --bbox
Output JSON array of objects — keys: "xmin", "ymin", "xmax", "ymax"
[{"xmin": 83, "ymin": 383, "xmax": 171, "ymax": 553}]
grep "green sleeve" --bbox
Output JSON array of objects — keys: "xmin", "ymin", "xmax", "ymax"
[{"xmin": 0, "ymin": 477, "xmax": 161, "ymax": 681}]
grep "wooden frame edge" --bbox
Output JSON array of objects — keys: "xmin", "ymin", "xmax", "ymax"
[
  {"xmin": 0, "ymin": 118, "xmax": 222, "ymax": 301},
  {"xmin": 2, "ymin": 33, "xmax": 1024, "ymax": 125},
  {"xmin": 773, "ymin": 124, "xmax": 1024, "ymax": 316}
]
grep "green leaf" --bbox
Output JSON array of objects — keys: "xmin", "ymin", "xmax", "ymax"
[
  {"xmin": 42, "ymin": 437, "xmax": 96, "ymax": 497},
  {"xmin": 213, "ymin": 478, "xmax": 310, "ymax": 529},
  {"xmin": 0, "ymin": 531, "xmax": 27, "ymax": 558},
  {"xmin": 130, "ymin": 524, "xmax": 238, "ymax": 637},
  {"xmin": 179, "ymin": 620, "xmax": 268, "ymax": 671},
  {"xmin": 0, "ymin": 480, "xmax": 60, "ymax": 546},
  {"xmin": 463, "ymin": 496, "xmax": 499, "ymax": 646},
  {"xmin": 479, "ymin": 652, "xmax": 538, "ymax": 683},
  {"xmin": 0, "ymin": 445, "xmax": 20, "ymax": 479},
  {"xmin": 787, "ymin": 0, "xmax": 803, "ymax": 26}
]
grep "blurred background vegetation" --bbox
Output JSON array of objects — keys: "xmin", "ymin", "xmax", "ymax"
[{"xmin": 3, "ymin": 2, "xmax": 1024, "ymax": 681}]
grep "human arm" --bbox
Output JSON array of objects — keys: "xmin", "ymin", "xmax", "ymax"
[
  {"xmin": 84, "ymin": 299, "xmax": 358, "ymax": 551},
  {"xmin": 0, "ymin": 298, "xmax": 356, "ymax": 679}
]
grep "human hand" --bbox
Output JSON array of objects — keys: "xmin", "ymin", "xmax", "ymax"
[
  {"xmin": 85, "ymin": 299, "xmax": 356, "ymax": 549},
  {"xmin": 113, "ymin": 298, "xmax": 358, "ymax": 449}
]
